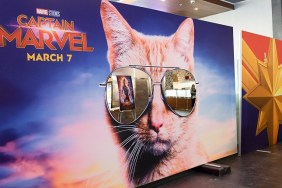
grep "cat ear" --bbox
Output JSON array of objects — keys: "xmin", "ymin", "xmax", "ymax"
[
  {"xmin": 172, "ymin": 18, "xmax": 194, "ymax": 69},
  {"xmin": 100, "ymin": 0, "xmax": 136, "ymax": 70}
]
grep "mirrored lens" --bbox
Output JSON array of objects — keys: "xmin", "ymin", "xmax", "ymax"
[
  {"xmin": 106, "ymin": 67, "xmax": 152, "ymax": 124},
  {"xmin": 162, "ymin": 69, "xmax": 197, "ymax": 116}
]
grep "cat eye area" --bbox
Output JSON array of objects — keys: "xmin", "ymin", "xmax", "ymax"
[{"xmin": 100, "ymin": 65, "xmax": 198, "ymax": 124}]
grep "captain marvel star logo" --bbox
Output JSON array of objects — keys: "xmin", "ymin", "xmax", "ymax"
[
  {"xmin": 242, "ymin": 34, "xmax": 282, "ymax": 145},
  {"xmin": 117, "ymin": 76, "xmax": 135, "ymax": 111}
]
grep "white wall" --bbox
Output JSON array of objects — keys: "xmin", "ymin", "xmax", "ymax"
[
  {"xmin": 202, "ymin": 0, "xmax": 273, "ymax": 34},
  {"xmin": 201, "ymin": 0, "xmax": 273, "ymax": 61},
  {"xmin": 201, "ymin": 0, "xmax": 273, "ymax": 156}
]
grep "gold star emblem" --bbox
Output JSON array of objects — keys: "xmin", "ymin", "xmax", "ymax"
[{"xmin": 242, "ymin": 38, "xmax": 282, "ymax": 145}]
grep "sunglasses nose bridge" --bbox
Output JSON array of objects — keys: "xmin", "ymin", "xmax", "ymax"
[
  {"xmin": 152, "ymin": 82, "xmax": 163, "ymax": 97},
  {"xmin": 151, "ymin": 82, "xmax": 164, "ymax": 101}
]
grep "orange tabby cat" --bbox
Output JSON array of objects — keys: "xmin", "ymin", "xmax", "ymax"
[{"xmin": 100, "ymin": 0, "xmax": 208, "ymax": 186}]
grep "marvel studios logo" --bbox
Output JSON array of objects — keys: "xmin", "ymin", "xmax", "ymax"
[{"xmin": 36, "ymin": 8, "xmax": 60, "ymax": 17}]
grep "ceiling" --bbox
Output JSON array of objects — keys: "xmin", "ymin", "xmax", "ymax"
[
  {"xmin": 224, "ymin": 0, "xmax": 245, "ymax": 3},
  {"xmin": 110, "ymin": 0, "xmax": 246, "ymax": 19}
]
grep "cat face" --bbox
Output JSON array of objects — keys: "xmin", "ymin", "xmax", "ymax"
[{"xmin": 101, "ymin": 0, "xmax": 196, "ymax": 156}]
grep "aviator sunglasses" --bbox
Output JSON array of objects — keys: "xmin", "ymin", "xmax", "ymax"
[{"xmin": 100, "ymin": 65, "xmax": 198, "ymax": 124}]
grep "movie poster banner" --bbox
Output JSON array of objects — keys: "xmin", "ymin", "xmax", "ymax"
[
  {"xmin": 0, "ymin": 0, "xmax": 236, "ymax": 187},
  {"xmin": 241, "ymin": 31, "xmax": 282, "ymax": 154},
  {"xmin": 117, "ymin": 76, "xmax": 135, "ymax": 111}
]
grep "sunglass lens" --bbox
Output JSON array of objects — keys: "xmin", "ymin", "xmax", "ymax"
[
  {"xmin": 106, "ymin": 67, "xmax": 152, "ymax": 124},
  {"xmin": 162, "ymin": 69, "xmax": 197, "ymax": 116}
]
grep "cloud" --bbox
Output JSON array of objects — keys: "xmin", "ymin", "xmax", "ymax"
[
  {"xmin": 195, "ymin": 59, "xmax": 235, "ymax": 98},
  {"xmin": 0, "ymin": 78, "xmax": 38, "ymax": 125},
  {"xmin": 0, "ymin": 68, "xmax": 128, "ymax": 187},
  {"xmin": 0, "ymin": 129, "xmax": 20, "ymax": 147},
  {"xmin": 0, "ymin": 79, "xmax": 35, "ymax": 108},
  {"xmin": 68, "ymin": 72, "xmax": 93, "ymax": 86},
  {"xmin": 0, "ymin": 98, "xmax": 127, "ymax": 188},
  {"xmin": 194, "ymin": 59, "xmax": 236, "ymax": 121},
  {"xmin": 196, "ymin": 116, "xmax": 237, "ymax": 160},
  {"xmin": 0, "ymin": 177, "xmax": 50, "ymax": 188},
  {"xmin": 0, "ymin": 120, "xmax": 54, "ymax": 147},
  {"xmin": 0, "ymin": 167, "xmax": 14, "ymax": 179},
  {"xmin": 0, "ymin": 153, "xmax": 16, "ymax": 164}
]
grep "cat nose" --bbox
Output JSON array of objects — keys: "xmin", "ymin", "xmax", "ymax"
[
  {"xmin": 150, "ymin": 120, "xmax": 163, "ymax": 133},
  {"xmin": 149, "ymin": 87, "xmax": 165, "ymax": 133}
]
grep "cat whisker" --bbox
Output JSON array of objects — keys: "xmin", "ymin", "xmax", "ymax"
[
  {"xmin": 127, "ymin": 143, "xmax": 137, "ymax": 177},
  {"xmin": 120, "ymin": 137, "xmax": 139, "ymax": 173},
  {"xmin": 107, "ymin": 125, "xmax": 135, "ymax": 129},
  {"xmin": 115, "ymin": 124, "xmax": 135, "ymax": 128},
  {"xmin": 119, "ymin": 133, "xmax": 139, "ymax": 170},
  {"xmin": 107, "ymin": 122, "xmax": 134, "ymax": 129},
  {"xmin": 130, "ymin": 140, "xmax": 143, "ymax": 181},
  {"xmin": 133, "ymin": 127, "xmax": 145, "ymax": 131},
  {"xmin": 125, "ymin": 138, "xmax": 138, "ymax": 158},
  {"xmin": 114, "ymin": 128, "xmax": 134, "ymax": 134},
  {"xmin": 127, "ymin": 140, "xmax": 142, "ymax": 180},
  {"xmin": 120, "ymin": 134, "xmax": 138, "ymax": 148}
]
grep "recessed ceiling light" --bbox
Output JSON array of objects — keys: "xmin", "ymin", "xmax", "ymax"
[
  {"xmin": 194, "ymin": 7, "xmax": 198, "ymax": 11},
  {"xmin": 161, "ymin": 0, "xmax": 166, "ymax": 2}
]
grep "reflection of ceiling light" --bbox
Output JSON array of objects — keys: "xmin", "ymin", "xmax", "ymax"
[
  {"xmin": 161, "ymin": 0, "xmax": 166, "ymax": 2},
  {"xmin": 194, "ymin": 7, "xmax": 198, "ymax": 11},
  {"xmin": 179, "ymin": 3, "xmax": 183, "ymax": 6},
  {"xmin": 190, "ymin": 0, "xmax": 196, "ymax": 4}
]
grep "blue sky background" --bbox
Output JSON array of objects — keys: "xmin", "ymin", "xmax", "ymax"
[{"xmin": 0, "ymin": 0, "xmax": 236, "ymax": 187}]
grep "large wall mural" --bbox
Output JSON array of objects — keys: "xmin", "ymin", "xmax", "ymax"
[{"xmin": 0, "ymin": 0, "xmax": 236, "ymax": 187}]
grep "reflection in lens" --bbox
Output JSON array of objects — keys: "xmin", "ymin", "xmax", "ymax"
[
  {"xmin": 106, "ymin": 67, "xmax": 152, "ymax": 124},
  {"xmin": 162, "ymin": 69, "xmax": 196, "ymax": 116}
]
